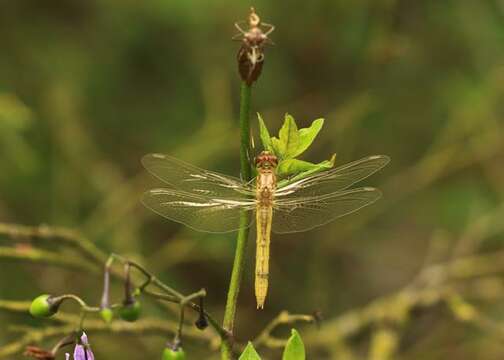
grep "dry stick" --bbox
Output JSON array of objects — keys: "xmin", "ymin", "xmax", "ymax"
[
  {"xmin": 0, "ymin": 246, "xmax": 97, "ymax": 272},
  {"xmin": 314, "ymin": 212, "xmax": 504, "ymax": 351},
  {"xmin": 321, "ymin": 204, "xmax": 504, "ymax": 350},
  {"xmin": 0, "ymin": 223, "xmax": 107, "ymax": 265},
  {"xmin": 304, "ymin": 249, "xmax": 504, "ymax": 347},
  {"xmin": 252, "ymin": 311, "xmax": 316, "ymax": 349}
]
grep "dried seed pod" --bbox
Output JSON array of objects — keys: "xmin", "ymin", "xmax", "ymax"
[
  {"xmin": 234, "ymin": 8, "xmax": 274, "ymax": 85},
  {"xmin": 238, "ymin": 45, "xmax": 265, "ymax": 85}
]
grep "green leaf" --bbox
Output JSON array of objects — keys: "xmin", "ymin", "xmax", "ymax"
[
  {"xmin": 271, "ymin": 114, "xmax": 300, "ymax": 159},
  {"xmin": 282, "ymin": 329, "xmax": 306, "ymax": 360},
  {"xmin": 239, "ymin": 342, "xmax": 261, "ymax": 360},
  {"xmin": 257, "ymin": 113, "xmax": 273, "ymax": 152},
  {"xmin": 277, "ymin": 154, "xmax": 336, "ymax": 186},
  {"xmin": 268, "ymin": 115, "xmax": 324, "ymax": 160},
  {"xmin": 276, "ymin": 155, "xmax": 333, "ymax": 178},
  {"xmin": 294, "ymin": 118, "xmax": 324, "ymax": 158}
]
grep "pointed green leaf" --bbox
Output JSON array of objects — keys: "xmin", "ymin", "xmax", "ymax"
[
  {"xmin": 277, "ymin": 159, "xmax": 324, "ymax": 177},
  {"xmin": 271, "ymin": 114, "xmax": 300, "ymax": 159},
  {"xmin": 257, "ymin": 113, "xmax": 273, "ymax": 152},
  {"xmin": 282, "ymin": 329, "xmax": 306, "ymax": 360},
  {"xmin": 239, "ymin": 342, "xmax": 262, "ymax": 360},
  {"xmin": 293, "ymin": 118, "xmax": 324, "ymax": 157},
  {"xmin": 277, "ymin": 154, "xmax": 336, "ymax": 186}
]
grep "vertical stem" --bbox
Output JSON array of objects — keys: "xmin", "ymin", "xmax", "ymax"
[
  {"xmin": 238, "ymin": 82, "xmax": 253, "ymax": 181},
  {"xmin": 221, "ymin": 82, "xmax": 252, "ymax": 359}
]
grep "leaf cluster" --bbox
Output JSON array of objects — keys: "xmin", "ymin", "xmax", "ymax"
[{"xmin": 258, "ymin": 114, "xmax": 335, "ymax": 183}]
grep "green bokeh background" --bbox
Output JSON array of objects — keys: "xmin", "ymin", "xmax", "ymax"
[{"xmin": 0, "ymin": 1, "xmax": 503, "ymax": 359}]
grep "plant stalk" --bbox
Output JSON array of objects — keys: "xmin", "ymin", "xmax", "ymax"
[{"xmin": 221, "ymin": 82, "xmax": 252, "ymax": 359}]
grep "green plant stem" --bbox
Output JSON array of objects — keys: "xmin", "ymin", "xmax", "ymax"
[
  {"xmin": 106, "ymin": 254, "xmax": 228, "ymax": 338},
  {"xmin": 238, "ymin": 82, "xmax": 253, "ymax": 181},
  {"xmin": 221, "ymin": 82, "xmax": 253, "ymax": 359},
  {"xmin": 51, "ymin": 294, "xmax": 101, "ymax": 313}
]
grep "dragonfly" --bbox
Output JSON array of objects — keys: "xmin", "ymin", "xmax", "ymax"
[{"xmin": 141, "ymin": 151, "xmax": 389, "ymax": 309}]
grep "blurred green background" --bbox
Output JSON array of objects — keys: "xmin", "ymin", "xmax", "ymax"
[{"xmin": 1, "ymin": 0, "xmax": 503, "ymax": 359}]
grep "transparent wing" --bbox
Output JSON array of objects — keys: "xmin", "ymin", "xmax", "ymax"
[
  {"xmin": 142, "ymin": 188, "xmax": 256, "ymax": 233},
  {"xmin": 142, "ymin": 154, "xmax": 254, "ymax": 198},
  {"xmin": 275, "ymin": 155, "xmax": 389, "ymax": 198},
  {"xmin": 272, "ymin": 187, "xmax": 382, "ymax": 233}
]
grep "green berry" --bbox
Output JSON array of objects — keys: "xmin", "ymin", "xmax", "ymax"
[
  {"xmin": 118, "ymin": 300, "xmax": 141, "ymax": 322},
  {"xmin": 100, "ymin": 307, "xmax": 114, "ymax": 324},
  {"xmin": 162, "ymin": 347, "xmax": 186, "ymax": 360},
  {"xmin": 29, "ymin": 294, "xmax": 58, "ymax": 318}
]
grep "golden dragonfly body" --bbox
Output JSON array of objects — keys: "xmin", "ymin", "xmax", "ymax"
[
  {"xmin": 142, "ymin": 151, "xmax": 389, "ymax": 309},
  {"xmin": 254, "ymin": 152, "xmax": 277, "ymax": 308}
]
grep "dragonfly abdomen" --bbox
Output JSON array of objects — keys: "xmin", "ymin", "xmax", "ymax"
[
  {"xmin": 254, "ymin": 165, "xmax": 276, "ymax": 309},
  {"xmin": 255, "ymin": 204, "xmax": 272, "ymax": 309}
]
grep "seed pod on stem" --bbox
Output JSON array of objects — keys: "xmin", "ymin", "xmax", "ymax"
[{"xmin": 234, "ymin": 7, "xmax": 275, "ymax": 85}]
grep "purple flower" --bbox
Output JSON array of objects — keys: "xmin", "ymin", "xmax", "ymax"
[{"xmin": 69, "ymin": 332, "xmax": 95, "ymax": 360}]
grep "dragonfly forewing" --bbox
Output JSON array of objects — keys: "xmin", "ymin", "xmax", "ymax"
[
  {"xmin": 142, "ymin": 188, "xmax": 255, "ymax": 233},
  {"xmin": 142, "ymin": 154, "xmax": 255, "ymax": 198},
  {"xmin": 275, "ymin": 155, "xmax": 389, "ymax": 198}
]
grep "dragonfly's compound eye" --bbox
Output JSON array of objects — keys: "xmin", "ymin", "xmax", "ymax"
[{"xmin": 255, "ymin": 152, "xmax": 278, "ymax": 169}]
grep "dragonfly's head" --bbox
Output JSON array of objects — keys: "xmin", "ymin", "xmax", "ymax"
[{"xmin": 255, "ymin": 151, "xmax": 278, "ymax": 170}]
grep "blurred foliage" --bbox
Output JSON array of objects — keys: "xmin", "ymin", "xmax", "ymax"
[{"xmin": 0, "ymin": 0, "xmax": 503, "ymax": 359}]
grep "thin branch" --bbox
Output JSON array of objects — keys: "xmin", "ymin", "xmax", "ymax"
[
  {"xmin": 0, "ymin": 246, "xmax": 97, "ymax": 273},
  {"xmin": 252, "ymin": 310, "xmax": 316, "ymax": 349},
  {"xmin": 0, "ymin": 223, "xmax": 230, "ymax": 357},
  {"xmin": 303, "ymin": 250, "xmax": 504, "ymax": 347},
  {"xmin": 106, "ymin": 254, "xmax": 228, "ymax": 339},
  {"xmin": 0, "ymin": 223, "xmax": 107, "ymax": 265},
  {"xmin": 0, "ymin": 314, "xmax": 214, "ymax": 358},
  {"xmin": 145, "ymin": 290, "xmax": 226, "ymax": 339}
]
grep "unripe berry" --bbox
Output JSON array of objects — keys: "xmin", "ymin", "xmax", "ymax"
[
  {"xmin": 100, "ymin": 307, "xmax": 114, "ymax": 324},
  {"xmin": 29, "ymin": 294, "xmax": 59, "ymax": 318},
  {"xmin": 118, "ymin": 300, "xmax": 141, "ymax": 322},
  {"xmin": 162, "ymin": 347, "xmax": 186, "ymax": 360}
]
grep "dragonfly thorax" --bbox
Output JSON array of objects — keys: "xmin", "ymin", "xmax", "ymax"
[{"xmin": 256, "ymin": 166, "xmax": 276, "ymax": 206}]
